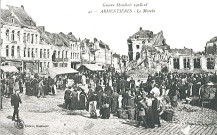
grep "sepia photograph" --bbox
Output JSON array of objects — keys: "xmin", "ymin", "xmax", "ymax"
[{"xmin": 0, "ymin": 0, "xmax": 217, "ymax": 134}]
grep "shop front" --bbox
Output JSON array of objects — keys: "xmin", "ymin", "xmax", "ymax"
[{"xmin": 23, "ymin": 60, "xmax": 38, "ymax": 73}]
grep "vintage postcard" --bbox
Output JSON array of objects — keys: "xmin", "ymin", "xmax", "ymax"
[{"xmin": 0, "ymin": 0, "xmax": 217, "ymax": 135}]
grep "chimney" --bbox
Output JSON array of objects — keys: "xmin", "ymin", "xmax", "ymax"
[
  {"xmin": 94, "ymin": 38, "xmax": 98, "ymax": 43},
  {"xmin": 21, "ymin": 5, "xmax": 24, "ymax": 10},
  {"xmin": 139, "ymin": 27, "xmax": 142, "ymax": 31},
  {"xmin": 38, "ymin": 26, "xmax": 45, "ymax": 32}
]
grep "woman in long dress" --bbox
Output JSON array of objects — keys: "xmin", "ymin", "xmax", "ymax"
[
  {"xmin": 111, "ymin": 90, "xmax": 119, "ymax": 114},
  {"xmin": 100, "ymin": 93, "xmax": 111, "ymax": 119},
  {"xmin": 79, "ymin": 89, "xmax": 88, "ymax": 110}
]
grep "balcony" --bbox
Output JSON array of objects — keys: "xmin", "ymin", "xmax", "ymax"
[
  {"xmin": 10, "ymin": 40, "xmax": 17, "ymax": 44},
  {"xmin": 52, "ymin": 58, "xmax": 68, "ymax": 62}
]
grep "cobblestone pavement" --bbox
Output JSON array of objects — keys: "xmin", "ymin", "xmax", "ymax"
[{"xmin": 0, "ymin": 86, "xmax": 217, "ymax": 135}]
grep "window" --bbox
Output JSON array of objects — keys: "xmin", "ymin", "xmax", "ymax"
[
  {"xmin": 65, "ymin": 51, "xmax": 68, "ymax": 58},
  {"xmin": 11, "ymin": 18, "xmax": 14, "ymax": 23},
  {"xmin": 62, "ymin": 51, "xmax": 64, "ymax": 58},
  {"xmin": 44, "ymin": 49, "xmax": 46, "ymax": 58},
  {"xmin": 11, "ymin": 46, "xmax": 15, "ymax": 57},
  {"xmin": 11, "ymin": 30, "xmax": 15, "ymax": 41},
  {"xmin": 17, "ymin": 31, "xmax": 20, "ymax": 41},
  {"xmin": 31, "ymin": 48, "xmax": 34, "ymax": 58},
  {"xmin": 35, "ymin": 48, "xmax": 38, "ymax": 58},
  {"xmin": 71, "ymin": 53, "xmax": 72, "ymax": 59},
  {"xmin": 40, "ymin": 62, "xmax": 42, "ymax": 72},
  {"xmin": 27, "ymin": 33, "xmax": 30, "ymax": 43},
  {"xmin": 44, "ymin": 62, "xmax": 46, "ymax": 70},
  {"xmin": 173, "ymin": 58, "xmax": 180, "ymax": 69},
  {"xmin": 28, "ymin": 48, "xmax": 30, "ymax": 57},
  {"xmin": 17, "ymin": 46, "xmax": 20, "ymax": 58},
  {"xmin": 58, "ymin": 51, "xmax": 60, "ymax": 58},
  {"xmin": 136, "ymin": 35, "xmax": 139, "ymax": 39},
  {"xmin": 31, "ymin": 34, "xmax": 34, "ymax": 44},
  {"xmin": 35, "ymin": 34, "xmax": 38, "ymax": 44},
  {"xmin": 6, "ymin": 45, "xmax": 9, "ymax": 57},
  {"xmin": 73, "ymin": 53, "xmax": 75, "ymax": 59},
  {"xmin": 136, "ymin": 52, "xmax": 140, "ymax": 60},
  {"xmin": 183, "ymin": 58, "xmax": 190, "ymax": 69},
  {"xmin": 40, "ymin": 49, "xmax": 42, "ymax": 58},
  {"xmin": 24, "ymin": 47, "xmax": 26, "ymax": 57},
  {"xmin": 207, "ymin": 58, "xmax": 215, "ymax": 69},
  {"xmin": 194, "ymin": 58, "xmax": 201, "ymax": 68},
  {"xmin": 136, "ymin": 45, "xmax": 140, "ymax": 49},
  {"xmin": 23, "ymin": 33, "xmax": 26, "ymax": 43},
  {"xmin": 6, "ymin": 30, "xmax": 9, "ymax": 41},
  {"xmin": 47, "ymin": 49, "xmax": 49, "ymax": 58},
  {"xmin": 47, "ymin": 62, "xmax": 50, "ymax": 68}
]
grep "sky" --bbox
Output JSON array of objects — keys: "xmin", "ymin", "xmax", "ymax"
[{"xmin": 1, "ymin": 0, "xmax": 217, "ymax": 55}]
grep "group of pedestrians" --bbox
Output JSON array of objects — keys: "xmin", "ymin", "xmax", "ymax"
[
  {"xmin": 63, "ymin": 70, "xmax": 217, "ymax": 129},
  {"xmin": 1, "ymin": 72, "xmax": 56, "ymax": 99}
]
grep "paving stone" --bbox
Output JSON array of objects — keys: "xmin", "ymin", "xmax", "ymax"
[{"xmin": 1, "ymin": 89, "xmax": 216, "ymax": 135}]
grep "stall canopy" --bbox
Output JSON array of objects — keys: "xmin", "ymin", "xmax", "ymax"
[
  {"xmin": 77, "ymin": 64, "xmax": 104, "ymax": 71},
  {"xmin": 40, "ymin": 67, "xmax": 78, "ymax": 78},
  {"xmin": 0, "ymin": 66, "xmax": 19, "ymax": 72}
]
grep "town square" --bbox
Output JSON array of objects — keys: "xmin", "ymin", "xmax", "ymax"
[{"xmin": 0, "ymin": 0, "xmax": 217, "ymax": 135}]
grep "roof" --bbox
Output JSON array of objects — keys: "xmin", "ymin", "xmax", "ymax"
[
  {"xmin": 129, "ymin": 29, "xmax": 154, "ymax": 39},
  {"xmin": 113, "ymin": 53, "xmax": 120, "ymax": 58},
  {"xmin": 38, "ymin": 30, "xmax": 70, "ymax": 46},
  {"xmin": 169, "ymin": 48, "xmax": 194, "ymax": 55},
  {"xmin": 99, "ymin": 40, "xmax": 110, "ymax": 50},
  {"xmin": 207, "ymin": 36, "xmax": 217, "ymax": 43},
  {"xmin": 59, "ymin": 32, "xmax": 71, "ymax": 47},
  {"xmin": 67, "ymin": 32, "xmax": 78, "ymax": 42},
  {"xmin": 0, "ymin": 66, "xmax": 19, "ymax": 72},
  {"xmin": 77, "ymin": 64, "xmax": 104, "ymax": 71},
  {"xmin": 7, "ymin": 5, "xmax": 36, "ymax": 27},
  {"xmin": 41, "ymin": 67, "xmax": 78, "ymax": 78}
]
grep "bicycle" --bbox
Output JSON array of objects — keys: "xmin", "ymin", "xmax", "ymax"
[{"xmin": 14, "ymin": 119, "xmax": 25, "ymax": 129}]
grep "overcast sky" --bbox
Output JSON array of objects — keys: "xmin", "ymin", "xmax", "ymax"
[{"xmin": 2, "ymin": 0, "xmax": 217, "ymax": 55}]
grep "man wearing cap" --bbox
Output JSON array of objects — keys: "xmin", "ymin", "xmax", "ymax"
[{"xmin": 11, "ymin": 89, "xmax": 22, "ymax": 121}]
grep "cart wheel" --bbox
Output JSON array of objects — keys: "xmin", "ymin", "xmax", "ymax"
[{"xmin": 14, "ymin": 119, "xmax": 25, "ymax": 129}]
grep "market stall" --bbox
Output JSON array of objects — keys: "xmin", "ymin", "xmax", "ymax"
[
  {"xmin": 40, "ymin": 67, "xmax": 79, "ymax": 89},
  {"xmin": 77, "ymin": 64, "xmax": 104, "ymax": 72},
  {"xmin": 40, "ymin": 67, "xmax": 78, "ymax": 78},
  {"xmin": 0, "ymin": 66, "xmax": 19, "ymax": 79}
]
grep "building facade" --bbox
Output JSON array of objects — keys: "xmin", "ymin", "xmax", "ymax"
[
  {"xmin": 168, "ymin": 54, "xmax": 217, "ymax": 73},
  {"xmin": 1, "ymin": 5, "xmax": 80, "ymax": 73}
]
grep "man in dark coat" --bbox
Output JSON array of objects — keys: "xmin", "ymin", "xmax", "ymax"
[
  {"xmin": 64, "ymin": 87, "xmax": 72, "ymax": 109},
  {"xmin": 71, "ymin": 88, "xmax": 78, "ymax": 110},
  {"xmin": 95, "ymin": 83, "xmax": 103, "ymax": 93},
  {"xmin": 79, "ymin": 89, "xmax": 88, "ymax": 110},
  {"xmin": 8, "ymin": 78, "xmax": 14, "ymax": 97},
  {"xmin": 11, "ymin": 90, "xmax": 22, "ymax": 121}
]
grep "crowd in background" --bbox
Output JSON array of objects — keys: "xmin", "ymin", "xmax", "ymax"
[
  {"xmin": 63, "ymin": 70, "xmax": 217, "ymax": 128},
  {"xmin": 0, "ymin": 72, "xmax": 56, "ymax": 99},
  {"xmin": 1, "ymin": 69, "xmax": 217, "ymax": 128}
]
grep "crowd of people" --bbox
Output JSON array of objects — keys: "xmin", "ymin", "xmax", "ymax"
[
  {"xmin": 63, "ymin": 70, "xmax": 217, "ymax": 128},
  {"xmin": 1, "ymin": 72, "xmax": 56, "ymax": 99},
  {"xmin": 1, "ymin": 69, "xmax": 217, "ymax": 128}
]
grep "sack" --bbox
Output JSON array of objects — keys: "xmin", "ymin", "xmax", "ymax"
[
  {"xmin": 90, "ymin": 109, "xmax": 97, "ymax": 118},
  {"xmin": 139, "ymin": 109, "xmax": 145, "ymax": 116},
  {"xmin": 161, "ymin": 110, "xmax": 174, "ymax": 121},
  {"xmin": 102, "ymin": 104, "xmax": 109, "ymax": 108}
]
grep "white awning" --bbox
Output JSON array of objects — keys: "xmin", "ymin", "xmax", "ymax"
[
  {"xmin": 40, "ymin": 67, "xmax": 78, "ymax": 78},
  {"xmin": 78, "ymin": 64, "xmax": 104, "ymax": 71},
  {"xmin": 0, "ymin": 66, "xmax": 19, "ymax": 72}
]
